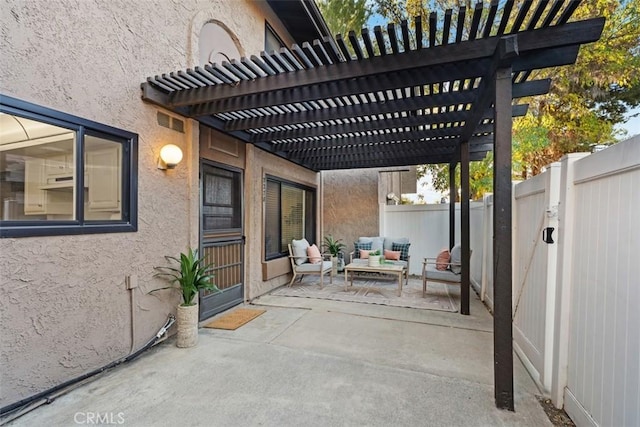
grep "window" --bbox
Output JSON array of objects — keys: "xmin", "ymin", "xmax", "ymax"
[
  {"xmin": 265, "ymin": 22, "xmax": 285, "ymax": 53},
  {"xmin": 201, "ymin": 163, "xmax": 242, "ymax": 235},
  {"xmin": 264, "ymin": 176, "xmax": 315, "ymax": 260},
  {"xmin": 0, "ymin": 95, "xmax": 137, "ymax": 237}
]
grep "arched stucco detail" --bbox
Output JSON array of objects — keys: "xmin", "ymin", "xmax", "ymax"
[{"xmin": 188, "ymin": 11, "xmax": 245, "ymax": 68}]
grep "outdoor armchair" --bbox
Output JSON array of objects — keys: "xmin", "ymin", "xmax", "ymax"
[
  {"xmin": 288, "ymin": 240, "xmax": 333, "ymax": 289},
  {"xmin": 421, "ymin": 245, "xmax": 471, "ymax": 297}
]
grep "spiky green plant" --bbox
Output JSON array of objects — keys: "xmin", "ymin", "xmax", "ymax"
[
  {"xmin": 322, "ymin": 235, "xmax": 346, "ymax": 256},
  {"xmin": 152, "ymin": 248, "xmax": 218, "ymax": 306}
]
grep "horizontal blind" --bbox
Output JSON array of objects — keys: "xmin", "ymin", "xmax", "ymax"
[
  {"xmin": 264, "ymin": 179, "xmax": 280, "ymax": 257},
  {"xmin": 281, "ymin": 184, "xmax": 304, "ymax": 249}
]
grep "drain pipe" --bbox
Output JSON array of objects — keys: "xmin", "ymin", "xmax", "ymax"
[{"xmin": 0, "ymin": 315, "xmax": 176, "ymax": 423}]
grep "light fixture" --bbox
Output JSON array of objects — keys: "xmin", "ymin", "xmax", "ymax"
[
  {"xmin": 386, "ymin": 192, "xmax": 400, "ymax": 205},
  {"xmin": 157, "ymin": 144, "xmax": 183, "ymax": 170}
]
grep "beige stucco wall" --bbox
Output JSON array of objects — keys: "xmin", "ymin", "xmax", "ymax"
[
  {"xmin": 321, "ymin": 168, "xmax": 419, "ymax": 258},
  {"xmin": 244, "ymin": 145, "xmax": 319, "ymax": 300},
  {"xmin": 321, "ymin": 169, "xmax": 380, "ymax": 258},
  {"xmin": 0, "ymin": 0, "xmax": 297, "ymax": 408}
]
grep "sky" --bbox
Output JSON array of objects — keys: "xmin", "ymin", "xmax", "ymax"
[{"xmin": 617, "ymin": 106, "xmax": 640, "ymax": 138}]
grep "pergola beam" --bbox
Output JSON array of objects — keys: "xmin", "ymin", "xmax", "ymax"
[
  {"xmin": 250, "ymin": 104, "xmax": 529, "ymax": 143},
  {"xmin": 225, "ymin": 79, "xmax": 545, "ymax": 132},
  {"xmin": 305, "ymin": 151, "xmax": 488, "ymax": 170},
  {"xmin": 275, "ymin": 124, "xmax": 494, "ymax": 153},
  {"xmin": 289, "ymin": 141, "xmax": 494, "ymax": 162}
]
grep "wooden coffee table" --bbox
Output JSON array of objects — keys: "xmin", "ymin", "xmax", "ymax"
[{"xmin": 344, "ymin": 262, "xmax": 405, "ymax": 296}]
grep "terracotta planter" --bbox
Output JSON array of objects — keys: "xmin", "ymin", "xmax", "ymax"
[{"xmin": 176, "ymin": 304, "xmax": 199, "ymax": 348}]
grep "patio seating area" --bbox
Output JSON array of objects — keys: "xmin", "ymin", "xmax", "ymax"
[{"xmin": 8, "ymin": 295, "xmax": 553, "ymax": 427}]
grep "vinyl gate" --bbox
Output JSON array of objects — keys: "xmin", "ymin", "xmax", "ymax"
[{"xmin": 512, "ymin": 163, "xmax": 561, "ymax": 393}]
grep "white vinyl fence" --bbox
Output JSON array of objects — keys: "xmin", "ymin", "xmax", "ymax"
[
  {"xmin": 512, "ymin": 162, "xmax": 561, "ymax": 393},
  {"xmin": 512, "ymin": 136, "xmax": 640, "ymax": 427},
  {"xmin": 383, "ymin": 135, "xmax": 639, "ymax": 427},
  {"xmin": 560, "ymin": 138, "xmax": 640, "ymax": 427},
  {"xmin": 381, "ymin": 202, "xmax": 484, "ymax": 284}
]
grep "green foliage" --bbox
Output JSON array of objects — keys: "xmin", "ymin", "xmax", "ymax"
[
  {"xmin": 317, "ymin": 0, "xmax": 371, "ymax": 37},
  {"xmin": 152, "ymin": 248, "xmax": 219, "ymax": 306},
  {"xmin": 382, "ymin": 0, "xmax": 640, "ymax": 196},
  {"xmin": 417, "ymin": 157, "xmax": 494, "ymax": 201},
  {"xmin": 323, "ymin": 235, "xmax": 346, "ymax": 256}
]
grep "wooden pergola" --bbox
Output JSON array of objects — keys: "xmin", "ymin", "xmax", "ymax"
[{"xmin": 141, "ymin": 0, "xmax": 603, "ymax": 410}]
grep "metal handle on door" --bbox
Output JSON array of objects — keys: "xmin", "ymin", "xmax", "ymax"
[{"xmin": 542, "ymin": 227, "xmax": 555, "ymax": 244}]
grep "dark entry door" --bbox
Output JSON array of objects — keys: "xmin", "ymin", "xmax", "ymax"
[{"xmin": 199, "ymin": 162, "xmax": 244, "ymax": 320}]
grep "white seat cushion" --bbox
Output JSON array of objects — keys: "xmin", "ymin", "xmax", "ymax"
[{"xmin": 296, "ymin": 260, "xmax": 332, "ymax": 272}]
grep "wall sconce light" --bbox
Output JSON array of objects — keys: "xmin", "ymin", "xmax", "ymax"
[{"xmin": 157, "ymin": 144, "xmax": 183, "ymax": 170}]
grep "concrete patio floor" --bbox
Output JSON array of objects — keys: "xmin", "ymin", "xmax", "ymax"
[{"xmin": 8, "ymin": 287, "xmax": 552, "ymax": 426}]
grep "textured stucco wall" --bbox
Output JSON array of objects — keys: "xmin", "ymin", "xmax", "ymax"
[
  {"xmin": 0, "ymin": 0, "xmax": 293, "ymax": 408},
  {"xmin": 321, "ymin": 169, "xmax": 380, "ymax": 259},
  {"xmin": 244, "ymin": 145, "xmax": 319, "ymax": 300}
]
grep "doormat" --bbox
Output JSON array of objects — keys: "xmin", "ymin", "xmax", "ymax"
[{"xmin": 203, "ymin": 308, "xmax": 266, "ymax": 330}]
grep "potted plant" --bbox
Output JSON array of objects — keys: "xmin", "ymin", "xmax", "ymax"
[
  {"xmin": 323, "ymin": 235, "xmax": 345, "ymax": 274},
  {"xmin": 153, "ymin": 248, "xmax": 218, "ymax": 348},
  {"xmin": 368, "ymin": 249, "xmax": 381, "ymax": 267}
]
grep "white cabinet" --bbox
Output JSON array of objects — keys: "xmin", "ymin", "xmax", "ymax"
[
  {"xmin": 86, "ymin": 146, "xmax": 121, "ymax": 212},
  {"xmin": 22, "ymin": 146, "xmax": 121, "ymax": 217},
  {"xmin": 24, "ymin": 158, "xmax": 73, "ymax": 216},
  {"xmin": 24, "ymin": 158, "xmax": 46, "ymax": 214},
  {"xmin": 45, "ymin": 154, "xmax": 74, "ymax": 179}
]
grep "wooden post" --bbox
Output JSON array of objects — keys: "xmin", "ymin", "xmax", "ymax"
[
  {"xmin": 449, "ymin": 162, "xmax": 456, "ymax": 250},
  {"xmin": 460, "ymin": 142, "xmax": 470, "ymax": 315},
  {"xmin": 493, "ymin": 63, "xmax": 515, "ymax": 411}
]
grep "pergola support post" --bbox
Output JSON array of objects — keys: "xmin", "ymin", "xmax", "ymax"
[
  {"xmin": 493, "ymin": 64, "xmax": 515, "ymax": 411},
  {"xmin": 460, "ymin": 142, "xmax": 470, "ymax": 315},
  {"xmin": 449, "ymin": 162, "xmax": 456, "ymax": 250}
]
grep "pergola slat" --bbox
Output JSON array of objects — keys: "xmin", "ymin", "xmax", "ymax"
[
  {"xmin": 483, "ymin": 0, "xmax": 499, "ymax": 38},
  {"xmin": 362, "ymin": 27, "xmax": 375, "ymax": 58},
  {"xmin": 497, "ymin": 0, "xmax": 515, "ymax": 35},
  {"xmin": 348, "ymin": 30, "xmax": 364, "ymax": 60},
  {"xmin": 388, "ymin": 23, "xmax": 400, "ymax": 54},
  {"xmin": 401, "ymin": 19, "xmax": 411, "ymax": 51},
  {"xmin": 469, "ymin": 2, "xmax": 484, "ymax": 41},
  {"xmin": 374, "ymin": 26, "xmax": 386, "ymax": 56},
  {"xmin": 335, "ymin": 34, "xmax": 352, "ymax": 61},
  {"xmin": 558, "ymin": 0, "xmax": 582, "ymax": 24},
  {"xmin": 542, "ymin": 0, "xmax": 566, "ymax": 27},
  {"xmin": 527, "ymin": 0, "xmax": 550, "ymax": 30},
  {"xmin": 455, "ymin": 6, "xmax": 466, "ymax": 43},
  {"xmin": 416, "ymin": 15, "xmax": 423, "ymax": 49},
  {"xmin": 443, "ymin": 9, "xmax": 452, "ymax": 45},
  {"xmin": 429, "ymin": 12, "xmax": 438, "ymax": 46},
  {"xmin": 511, "ymin": 0, "xmax": 533, "ymax": 34}
]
